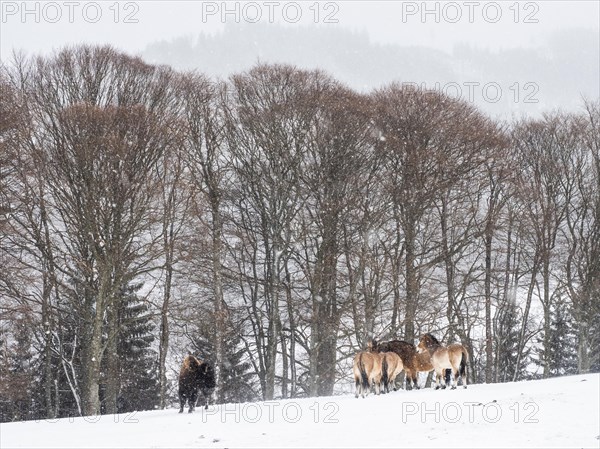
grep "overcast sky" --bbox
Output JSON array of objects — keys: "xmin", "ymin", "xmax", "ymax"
[
  {"xmin": 2, "ymin": 1, "xmax": 599, "ymax": 58},
  {"xmin": 1, "ymin": 1, "xmax": 598, "ymax": 118}
]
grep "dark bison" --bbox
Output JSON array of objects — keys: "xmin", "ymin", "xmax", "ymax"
[{"xmin": 178, "ymin": 355, "xmax": 216, "ymax": 413}]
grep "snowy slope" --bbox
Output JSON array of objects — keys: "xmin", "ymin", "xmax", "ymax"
[{"xmin": 1, "ymin": 374, "xmax": 598, "ymax": 449}]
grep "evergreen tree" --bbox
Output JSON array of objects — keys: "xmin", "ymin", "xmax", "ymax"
[
  {"xmin": 0, "ymin": 314, "xmax": 37, "ymax": 422},
  {"xmin": 116, "ymin": 283, "xmax": 159, "ymax": 413},
  {"xmin": 0, "ymin": 324, "xmax": 13, "ymax": 422},
  {"xmin": 55, "ymin": 274, "xmax": 90, "ymax": 418},
  {"xmin": 100, "ymin": 283, "xmax": 159, "ymax": 413},
  {"xmin": 495, "ymin": 299, "xmax": 532, "ymax": 382},
  {"xmin": 544, "ymin": 298, "xmax": 578, "ymax": 377},
  {"xmin": 189, "ymin": 312, "xmax": 258, "ymax": 404},
  {"xmin": 586, "ymin": 296, "xmax": 600, "ymax": 373}
]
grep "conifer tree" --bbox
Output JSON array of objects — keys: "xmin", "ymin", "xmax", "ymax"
[
  {"xmin": 545, "ymin": 299, "xmax": 578, "ymax": 377},
  {"xmin": 495, "ymin": 300, "xmax": 532, "ymax": 382},
  {"xmin": 102, "ymin": 283, "xmax": 159, "ymax": 413},
  {"xmin": 189, "ymin": 314, "xmax": 258, "ymax": 404}
]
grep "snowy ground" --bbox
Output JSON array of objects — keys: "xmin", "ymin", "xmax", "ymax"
[{"xmin": 1, "ymin": 374, "xmax": 599, "ymax": 449}]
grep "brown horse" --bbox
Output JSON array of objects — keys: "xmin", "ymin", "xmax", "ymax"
[
  {"xmin": 368, "ymin": 338, "xmax": 425, "ymax": 389},
  {"xmin": 178, "ymin": 355, "xmax": 216, "ymax": 413},
  {"xmin": 417, "ymin": 334, "xmax": 468, "ymax": 389},
  {"xmin": 353, "ymin": 351, "xmax": 383, "ymax": 398},
  {"xmin": 380, "ymin": 351, "xmax": 404, "ymax": 393}
]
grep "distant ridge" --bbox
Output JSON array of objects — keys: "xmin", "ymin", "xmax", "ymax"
[{"xmin": 143, "ymin": 23, "xmax": 599, "ymax": 119}]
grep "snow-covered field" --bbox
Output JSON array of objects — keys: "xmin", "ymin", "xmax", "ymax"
[{"xmin": 1, "ymin": 374, "xmax": 598, "ymax": 448}]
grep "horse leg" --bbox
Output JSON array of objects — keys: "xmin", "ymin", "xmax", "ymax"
[
  {"xmin": 451, "ymin": 368, "xmax": 458, "ymax": 389},
  {"xmin": 391, "ymin": 373, "xmax": 399, "ymax": 392},
  {"xmin": 460, "ymin": 354, "xmax": 468, "ymax": 389},
  {"xmin": 361, "ymin": 373, "xmax": 369, "ymax": 398},
  {"xmin": 373, "ymin": 376, "xmax": 381, "ymax": 395},
  {"xmin": 405, "ymin": 370, "xmax": 414, "ymax": 390},
  {"xmin": 435, "ymin": 370, "xmax": 446, "ymax": 390},
  {"xmin": 412, "ymin": 373, "xmax": 420, "ymax": 390},
  {"xmin": 397, "ymin": 371, "xmax": 406, "ymax": 390}
]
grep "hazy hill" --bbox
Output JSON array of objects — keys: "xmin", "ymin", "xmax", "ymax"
[{"xmin": 143, "ymin": 24, "xmax": 599, "ymax": 119}]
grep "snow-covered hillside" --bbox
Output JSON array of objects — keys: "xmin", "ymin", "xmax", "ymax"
[{"xmin": 1, "ymin": 374, "xmax": 598, "ymax": 448}]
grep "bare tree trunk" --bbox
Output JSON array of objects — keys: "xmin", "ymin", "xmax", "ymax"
[
  {"xmin": 104, "ymin": 305, "xmax": 120, "ymax": 414},
  {"xmin": 280, "ymin": 327, "xmax": 288, "ymax": 399},
  {"xmin": 542, "ymin": 256, "xmax": 551, "ymax": 378},
  {"xmin": 82, "ymin": 273, "xmax": 111, "ymax": 416},
  {"xmin": 264, "ymin": 238, "xmax": 279, "ymax": 400},
  {"xmin": 308, "ymin": 296, "xmax": 320, "ymax": 397},
  {"xmin": 40, "ymin": 192, "xmax": 57, "ymax": 418},
  {"xmin": 344, "ymin": 223, "xmax": 367, "ymax": 348},
  {"xmin": 576, "ymin": 316, "xmax": 590, "ymax": 373},
  {"xmin": 210, "ymin": 199, "xmax": 226, "ymax": 402},
  {"xmin": 158, "ymin": 189, "xmax": 176, "ymax": 409},
  {"xmin": 389, "ymin": 205, "xmax": 403, "ymax": 336},
  {"xmin": 82, "ymin": 306, "xmax": 104, "ymax": 416},
  {"xmin": 441, "ymin": 198, "xmax": 457, "ymax": 342},
  {"xmin": 284, "ymin": 264, "xmax": 297, "ymax": 397},
  {"xmin": 513, "ymin": 256, "xmax": 539, "ymax": 381},
  {"xmin": 404, "ymin": 221, "xmax": 418, "ymax": 344},
  {"xmin": 41, "ymin": 272, "xmax": 55, "ymax": 418},
  {"xmin": 158, "ymin": 249, "xmax": 172, "ymax": 409},
  {"xmin": 484, "ymin": 219, "xmax": 494, "ymax": 383},
  {"xmin": 316, "ymin": 214, "xmax": 340, "ymax": 397},
  {"xmin": 496, "ymin": 211, "xmax": 515, "ymax": 382}
]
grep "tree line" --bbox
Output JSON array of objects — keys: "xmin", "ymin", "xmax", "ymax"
[{"xmin": 0, "ymin": 45, "xmax": 598, "ymax": 422}]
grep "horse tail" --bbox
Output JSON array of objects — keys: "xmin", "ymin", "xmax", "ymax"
[
  {"xmin": 381, "ymin": 354, "xmax": 389, "ymax": 391},
  {"xmin": 459, "ymin": 348, "xmax": 468, "ymax": 377},
  {"xmin": 359, "ymin": 353, "xmax": 369, "ymax": 391}
]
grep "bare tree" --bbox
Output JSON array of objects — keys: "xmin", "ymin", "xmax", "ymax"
[
  {"xmin": 372, "ymin": 84, "xmax": 503, "ymax": 345},
  {"xmin": 480, "ymin": 144, "xmax": 513, "ymax": 383},
  {"xmin": 180, "ymin": 73, "xmax": 230, "ymax": 402},
  {"xmin": 21, "ymin": 46, "xmax": 180, "ymax": 415},
  {"xmin": 511, "ymin": 114, "xmax": 577, "ymax": 378},
  {"xmin": 156, "ymin": 111, "xmax": 190, "ymax": 409},
  {"xmin": 223, "ymin": 64, "xmax": 313, "ymax": 399},
  {"xmin": 562, "ymin": 100, "xmax": 600, "ymax": 373},
  {"xmin": 299, "ymin": 80, "xmax": 375, "ymax": 396}
]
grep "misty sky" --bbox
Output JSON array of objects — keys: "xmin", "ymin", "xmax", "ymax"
[
  {"xmin": 1, "ymin": 1, "xmax": 598, "ymax": 118},
  {"xmin": 2, "ymin": 1, "xmax": 598, "ymax": 56}
]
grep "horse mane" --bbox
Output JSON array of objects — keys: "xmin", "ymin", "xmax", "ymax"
[
  {"xmin": 424, "ymin": 333, "xmax": 440, "ymax": 345},
  {"xmin": 367, "ymin": 338, "xmax": 378, "ymax": 351}
]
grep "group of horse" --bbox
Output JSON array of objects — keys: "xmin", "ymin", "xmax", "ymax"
[
  {"xmin": 353, "ymin": 333, "xmax": 469, "ymax": 398},
  {"xmin": 176, "ymin": 333, "xmax": 468, "ymax": 413}
]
